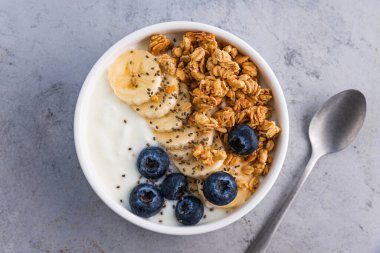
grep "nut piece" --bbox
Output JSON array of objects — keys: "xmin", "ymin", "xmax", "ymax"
[
  {"xmin": 158, "ymin": 54, "xmax": 177, "ymax": 75},
  {"xmin": 192, "ymin": 93, "xmax": 222, "ymax": 112},
  {"xmin": 233, "ymin": 97, "xmax": 253, "ymax": 112},
  {"xmin": 236, "ymin": 106, "xmax": 268, "ymax": 126},
  {"xmin": 172, "ymin": 47, "xmax": 183, "ymax": 58},
  {"xmin": 245, "ymin": 151, "xmax": 258, "ymax": 163},
  {"xmin": 149, "ymin": 34, "xmax": 173, "ymax": 55},
  {"xmin": 248, "ymin": 176, "xmax": 260, "ymax": 192},
  {"xmin": 187, "ymin": 48, "xmax": 207, "ymax": 81},
  {"xmin": 241, "ymin": 165, "xmax": 255, "ymax": 175},
  {"xmin": 258, "ymin": 88, "xmax": 272, "ymax": 105},
  {"xmin": 191, "ymin": 77, "xmax": 229, "ymax": 113},
  {"xmin": 175, "ymin": 68, "xmax": 192, "ymax": 83},
  {"xmin": 265, "ymin": 140, "xmax": 275, "ymax": 151},
  {"xmin": 207, "ymin": 49, "xmax": 240, "ymax": 80},
  {"xmin": 185, "ymin": 32, "xmax": 216, "ymax": 42},
  {"xmin": 191, "ymin": 47, "xmax": 206, "ymax": 62},
  {"xmin": 227, "ymin": 74, "xmax": 260, "ymax": 96},
  {"xmin": 234, "ymin": 54, "xmax": 250, "ymax": 64},
  {"xmin": 165, "ymin": 85, "xmax": 177, "ymax": 94},
  {"xmin": 185, "ymin": 32, "xmax": 218, "ymax": 54},
  {"xmin": 190, "ymin": 112, "xmax": 219, "ymax": 130},
  {"xmin": 150, "ymin": 95, "xmax": 160, "ymax": 103},
  {"xmin": 179, "ymin": 36, "xmax": 193, "ymax": 55},
  {"xmin": 224, "ymin": 153, "xmax": 240, "ymax": 166},
  {"xmin": 258, "ymin": 149, "xmax": 268, "ymax": 164},
  {"xmin": 223, "ymin": 45, "xmax": 238, "ymax": 58},
  {"xmin": 193, "ymin": 144, "xmax": 227, "ymax": 166},
  {"xmin": 257, "ymin": 120, "xmax": 281, "ymax": 138},
  {"xmin": 213, "ymin": 107, "xmax": 235, "ymax": 128},
  {"xmin": 242, "ymin": 61, "xmax": 258, "ymax": 78},
  {"xmin": 196, "ymin": 77, "xmax": 229, "ymax": 97},
  {"xmin": 236, "ymin": 178, "xmax": 249, "ymax": 189}
]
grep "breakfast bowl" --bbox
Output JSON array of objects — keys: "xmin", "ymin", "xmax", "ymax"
[{"xmin": 74, "ymin": 21, "xmax": 289, "ymax": 235}]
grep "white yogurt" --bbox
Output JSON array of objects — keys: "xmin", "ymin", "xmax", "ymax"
[{"xmin": 82, "ymin": 66, "xmax": 229, "ymax": 226}]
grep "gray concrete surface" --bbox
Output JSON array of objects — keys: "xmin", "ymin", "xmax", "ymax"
[{"xmin": 1, "ymin": 0, "xmax": 379, "ymax": 252}]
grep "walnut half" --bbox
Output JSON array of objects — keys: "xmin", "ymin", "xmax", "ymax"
[{"xmin": 149, "ymin": 34, "xmax": 173, "ymax": 55}]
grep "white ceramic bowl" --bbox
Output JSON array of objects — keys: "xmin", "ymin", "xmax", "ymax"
[{"xmin": 74, "ymin": 21, "xmax": 289, "ymax": 235}]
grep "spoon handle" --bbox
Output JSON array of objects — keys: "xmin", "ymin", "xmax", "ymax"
[{"xmin": 245, "ymin": 152, "xmax": 320, "ymax": 253}]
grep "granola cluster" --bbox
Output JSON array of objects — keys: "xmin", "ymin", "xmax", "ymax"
[
  {"xmin": 149, "ymin": 32, "xmax": 281, "ymax": 204},
  {"xmin": 193, "ymin": 144, "xmax": 227, "ymax": 166}
]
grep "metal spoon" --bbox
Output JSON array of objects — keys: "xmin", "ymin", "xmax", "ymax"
[{"xmin": 246, "ymin": 89, "xmax": 366, "ymax": 253}]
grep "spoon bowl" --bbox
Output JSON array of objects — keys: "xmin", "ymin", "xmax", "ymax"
[{"xmin": 309, "ymin": 89, "xmax": 367, "ymax": 156}]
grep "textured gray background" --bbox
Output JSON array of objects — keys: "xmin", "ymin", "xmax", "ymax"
[{"xmin": 0, "ymin": 0, "xmax": 379, "ymax": 252}]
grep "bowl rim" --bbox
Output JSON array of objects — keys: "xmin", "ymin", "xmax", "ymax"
[{"xmin": 74, "ymin": 21, "xmax": 289, "ymax": 235}]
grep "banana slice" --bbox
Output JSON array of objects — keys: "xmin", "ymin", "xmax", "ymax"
[
  {"xmin": 193, "ymin": 130, "xmax": 215, "ymax": 146},
  {"xmin": 148, "ymin": 83, "xmax": 192, "ymax": 132},
  {"xmin": 108, "ymin": 50, "xmax": 161, "ymax": 105},
  {"xmin": 218, "ymin": 188, "xmax": 252, "ymax": 208},
  {"xmin": 210, "ymin": 134, "xmax": 225, "ymax": 153},
  {"xmin": 153, "ymin": 126, "xmax": 197, "ymax": 149},
  {"xmin": 132, "ymin": 75, "xmax": 179, "ymax": 119},
  {"xmin": 173, "ymin": 157, "xmax": 225, "ymax": 179},
  {"xmin": 187, "ymin": 178, "xmax": 202, "ymax": 199},
  {"xmin": 168, "ymin": 147, "xmax": 193, "ymax": 160},
  {"xmin": 167, "ymin": 130, "xmax": 214, "ymax": 163},
  {"xmin": 173, "ymin": 134, "xmax": 226, "ymax": 179},
  {"xmin": 172, "ymin": 158, "xmax": 201, "ymax": 177},
  {"xmin": 149, "ymin": 114, "xmax": 183, "ymax": 132}
]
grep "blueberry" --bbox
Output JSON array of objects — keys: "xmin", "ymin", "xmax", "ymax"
[
  {"xmin": 175, "ymin": 196, "xmax": 204, "ymax": 225},
  {"xmin": 137, "ymin": 147, "xmax": 169, "ymax": 179},
  {"xmin": 228, "ymin": 124, "xmax": 258, "ymax": 156},
  {"xmin": 160, "ymin": 173, "xmax": 188, "ymax": 200},
  {"xmin": 129, "ymin": 183, "xmax": 164, "ymax": 218},
  {"xmin": 203, "ymin": 172, "xmax": 237, "ymax": 206}
]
